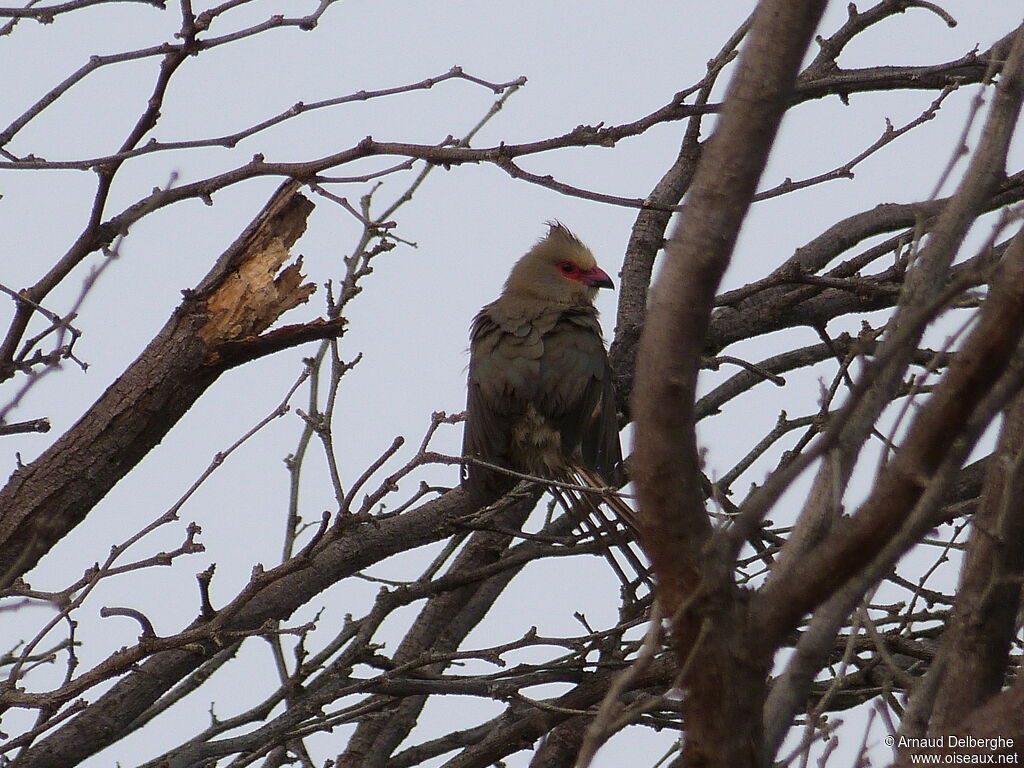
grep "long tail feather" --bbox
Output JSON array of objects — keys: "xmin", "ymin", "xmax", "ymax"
[
  {"xmin": 553, "ymin": 488, "xmax": 639, "ymax": 594},
  {"xmin": 573, "ymin": 466, "xmax": 641, "ymax": 533},
  {"xmin": 552, "ymin": 467, "xmax": 651, "ymax": 599}
]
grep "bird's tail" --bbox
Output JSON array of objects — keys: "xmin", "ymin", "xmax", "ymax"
[
  {"xmin": 556, "ymin": 466, "xmax": 651, "ymax": 601},
  {"xmin": 573, "ymin": 466, "xmax": 641, "ymax": 533}
]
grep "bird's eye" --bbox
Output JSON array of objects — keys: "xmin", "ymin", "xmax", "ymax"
[{"xmin": 558, "ymin": 261, "xmax": 578, "ymax": 276}]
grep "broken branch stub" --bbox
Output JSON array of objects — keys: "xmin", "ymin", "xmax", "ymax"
[
  {"xmin": 198, "ymin": 187, "xmax": 316, "ymax": 349},
  {"xmin": 0, "ymin": 182, "xmax": 316, "ymax": 586}
]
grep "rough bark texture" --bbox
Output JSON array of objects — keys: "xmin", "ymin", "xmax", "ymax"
[
  {"xmin": 757, "ymin": 29, "xmax": 1024, "ymax": 645},
  {"xmin": 629, "ymin": 2, "xmax": 827, "ymax": 767},
  {"xmin": 13, "ymin": 487, "xmax": 482, "ymax": 767},
  {"xmin": 337, "ymin": 487, "xmax": 540, "ymax": 768},
  {"xmin": 760, "ymin": 227, "xmax": 1024, "ymax": 638},
  {"xmin": 930, "ymin": 393, "xmax": 1024, "ymax": 726},
  {"xmin": 0, "ymin": 183, "xmax": 319, "ymax": 586}
]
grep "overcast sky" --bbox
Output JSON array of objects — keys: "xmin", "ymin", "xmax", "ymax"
[{"xmin": 3, "ymin": 2, "xmax": 1024, "ymax": 766}]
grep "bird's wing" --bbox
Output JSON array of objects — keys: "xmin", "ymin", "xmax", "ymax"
[
  {"xmin": 462, "ymin": 305, "xmax": 535, "ymax": 494},
  {"xmin": 584, "ymin": 355, "xmax": 626, "ymax": 487},
  {"xmin": 463, "ymin": 304, "xmax": 624, "ymax": 496},
  {"xmin": 540, "ymin": 308, "xmax": 624, "ymax": 484}
]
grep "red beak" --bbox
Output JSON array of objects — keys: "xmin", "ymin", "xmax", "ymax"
[{"xmin": 582, "ymin": 266, "xmax": 614, "ymax": 289}]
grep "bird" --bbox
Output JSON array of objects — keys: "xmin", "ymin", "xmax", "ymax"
[{"xmin": 461, "ymin": 222, "xmax": 644, "ymax": 587}]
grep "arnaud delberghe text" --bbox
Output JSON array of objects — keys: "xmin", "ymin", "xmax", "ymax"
[{"xmin": 899, "ymin": 736, "xmax": 1015, "ymax": 750}]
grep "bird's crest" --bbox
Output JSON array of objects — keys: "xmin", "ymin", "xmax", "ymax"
[{"xmin": 533, "ymin": 221, "xmax": 597, "ymax": 270}]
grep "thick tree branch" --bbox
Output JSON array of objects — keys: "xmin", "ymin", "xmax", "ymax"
[
  {"xmin": 9, "ymin": 486, "xmax": 489, "ymax": 766},
  {"xmin": 630, "ymin": 2, "xmax": 827, "ymax": 767},
  {"xmin": 755, "ymin": 23, "xmax": 1024, "ymax": 603},
  {"xmin": 0, "ymin": 183, "xmax": 318, "ymax": 586},
  {"xmin": 757, "ymin": 218, "xmax": 1024, "ymax": 648},
  {"xmin": 928, "ymin": 392, "xmax": 1024, "ymax": 729}
]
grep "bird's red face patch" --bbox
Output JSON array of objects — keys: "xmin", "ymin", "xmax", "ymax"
[
  {"xmin": 557, "ymin": 261, "xmax": 614, "ymax": 290},
  {"xmin": 557, "ymin": 260, "xmax": 582, "ymax": 279}
]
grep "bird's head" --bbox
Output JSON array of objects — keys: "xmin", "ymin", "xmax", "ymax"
[{"xmin": 504, "ymin": 222, "xmax": 613, "ymax": 306}]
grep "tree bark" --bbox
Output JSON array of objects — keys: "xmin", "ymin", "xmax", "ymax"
[
  {"xmin": 630, "ymin": 1, "xmax": 827, "ymax": 766},
  {"xmin": 0, "ymin": 182, "xmax": 322, "ymax": 586}
]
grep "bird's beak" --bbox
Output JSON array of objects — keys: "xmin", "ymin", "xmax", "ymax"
[{"xmin": 582, "ymin": 266, "xmax": 614, "ymax": 289}]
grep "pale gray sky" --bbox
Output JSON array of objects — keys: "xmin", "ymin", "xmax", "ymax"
[{"xmin": 2, "ymin": 2, "xmax": 1023, "ymax": 765}]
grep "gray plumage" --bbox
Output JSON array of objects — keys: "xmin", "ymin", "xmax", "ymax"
[{"xmin": 461, "ymin": 223, "xmax": 624, "ymax": 500}]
